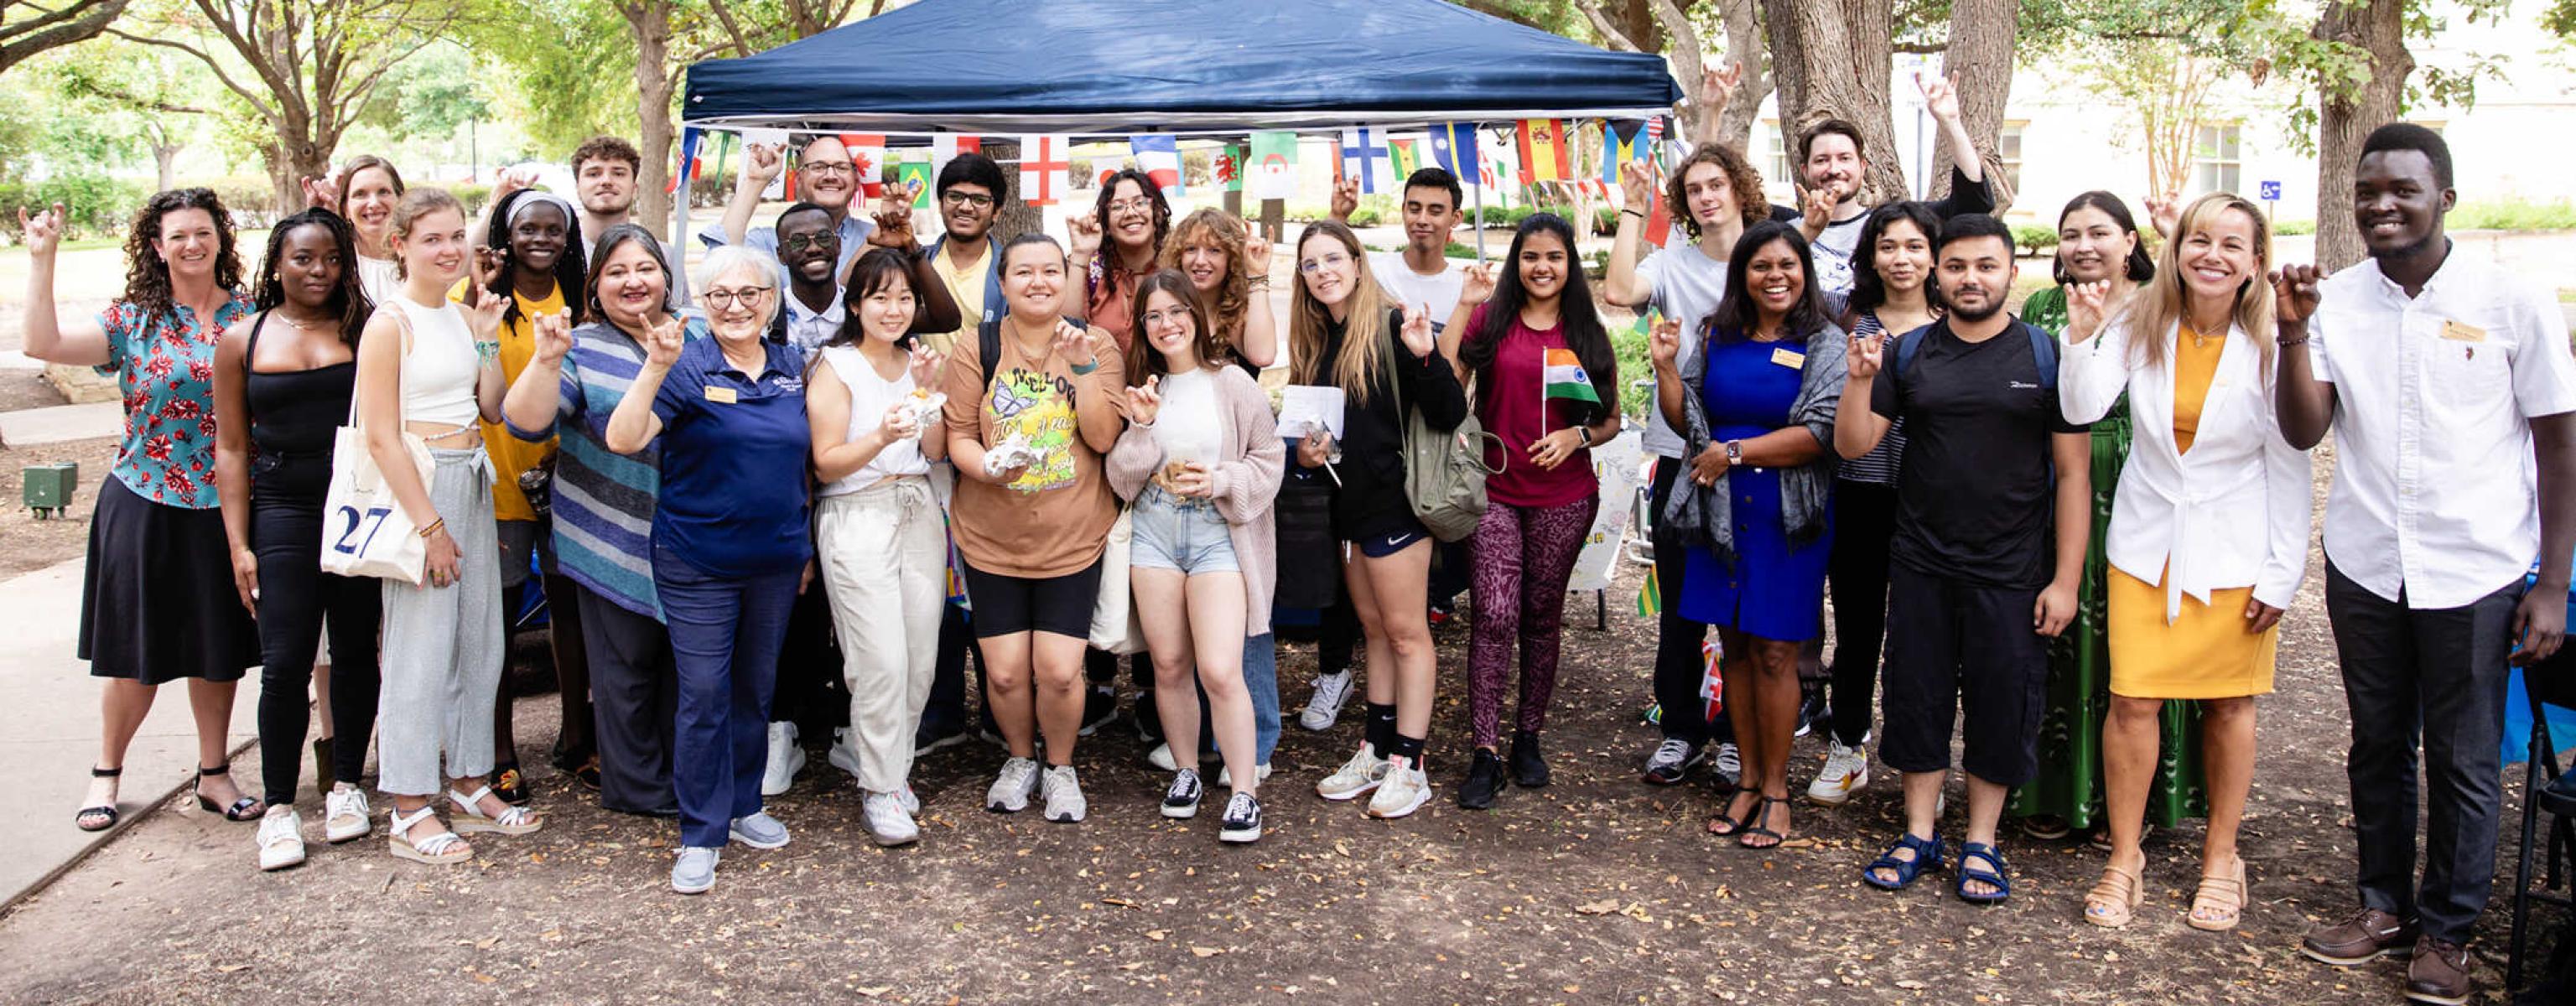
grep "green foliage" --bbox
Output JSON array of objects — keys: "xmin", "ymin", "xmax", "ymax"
[
  {"xmin": 457, "ymin": 0, "xmax": 639, "ymax": 158},
  {"xmin": 1607, "ymin": 309, "xmax": 1651, "ymax": 420},
  {"xmin": 2449, "ymin": 199, "xmax": 2576, "ymax": 232},
  {"xmin": 2272, "ymin": 218, "xmax": 2317, "ymax": 236},
  {"xmin": 2012, "ymin": 224, "xmax": 2059, "ymax": 255},
  {"xmin": 2550, "ymin": 0, "xmax": 2576, "ymax": 37},
  {"xmin": 0, "ymin": 175, "xmax": 152, "ymax": 241}
]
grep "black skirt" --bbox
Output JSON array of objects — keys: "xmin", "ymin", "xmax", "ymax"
[{"xmin": 80, "ymin": 478, "xmax": 260, "ymax": 684}]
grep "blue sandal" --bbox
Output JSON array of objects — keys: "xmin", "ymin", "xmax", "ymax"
[
  {"xmin": 1955, "ymin": 842, "xmax": 2012, "ymax": 904},
  {"xmin": 1862, "ymin": 832, "xmax": 1944, "ymax": 890}
]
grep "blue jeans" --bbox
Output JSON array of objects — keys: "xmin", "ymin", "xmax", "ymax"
[
  {"xmin": 1245, "ymin": 632, "xmax": 1279, "ymax": 764},
  {"xmin": 654, "ymin": 543, "xmax": 799, "ymax": 848}
]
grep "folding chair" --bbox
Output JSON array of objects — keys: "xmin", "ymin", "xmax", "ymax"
[{"xmin": 2506, "ymin": 640, "xmax": 2576, "ymax": 989}]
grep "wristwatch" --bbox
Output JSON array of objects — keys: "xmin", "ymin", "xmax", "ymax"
[
  {"xmin": 1576, "ymin": 426, "xmax": 1593, "ymax": 447},
  {"xmin": 1724, "ymin": 440, "xmax": 1743, "ymax": 465}
]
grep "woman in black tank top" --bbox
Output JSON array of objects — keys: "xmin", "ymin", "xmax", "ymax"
[{"xmin": 212, "ymin": 209, "xmax": 386, "ymax": 872}]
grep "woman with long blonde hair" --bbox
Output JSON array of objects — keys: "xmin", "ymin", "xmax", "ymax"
[
  {"xmin": 1287, "ymin": 220, "xmax": 1464, "ymax": 820},
  {"xmin": 2057, "ymin": 192, "xmax": 2309, "ymax": 931}
]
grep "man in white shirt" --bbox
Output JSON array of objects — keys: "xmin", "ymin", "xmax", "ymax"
[
  {"xmin": 1332, "ymin": 168, "xmax": 1467, "ymax": 323},
  {"xmin": 2273, "ymin": 122, "xmax": 2576, "ymax": 1006},
  {"xmin": 1792, "ymin": 74, "xmax": 1994, "ymax": 298}
]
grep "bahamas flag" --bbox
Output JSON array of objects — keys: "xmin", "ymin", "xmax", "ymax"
[
  {"xmin": 1602, "ymin": 119, "xmax": 1646, "ymax": 185},
  {"xmin": 1543, "ymin": 347, "xmax": 1600, "ymax": 407}
]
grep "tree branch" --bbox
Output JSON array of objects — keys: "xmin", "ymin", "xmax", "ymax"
[
  {"xmin": 0, "ymin": 0, "xmax": 133, "ymax": 75},
  {"xmin": 1574, "ymin": 0, "xmax": 1640, "ymax": 51},
  {"xmin": 1452, "ymin": 0, "xmax": 1548, "ymax": 31}
]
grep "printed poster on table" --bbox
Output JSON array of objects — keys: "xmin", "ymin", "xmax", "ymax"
[{"xmin": 1567, "ymin": 428, "xmax": 1644, "ymax": 593}]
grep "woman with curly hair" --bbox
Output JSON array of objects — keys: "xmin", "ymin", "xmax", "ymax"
[{"xmin": 21, "ymin": 189, "xmax": 265, "ymax": 833}]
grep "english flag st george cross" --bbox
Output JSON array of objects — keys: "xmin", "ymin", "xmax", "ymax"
[
  {"xmin": 1517, "ymin": 119, "xmax": 1571, "ymax": 182},
  {"xmin": 1018, "ymin": 135, "xmax": 1070, "ymax": 207},
  {"xmin": 1337, "ymin": 127, "xmax": 1394, "ymax": 194},
  {"xmin": 1428, "ymin": 123, "xmax": 1478, "ymax": 179},
  {"xmin": 1129, "ymin": 134, "xmax": 1184, "ymax": 197}
]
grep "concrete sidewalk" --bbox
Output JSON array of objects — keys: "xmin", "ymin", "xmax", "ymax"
[
  {"xmin": 0, "ymin": 558, "xmax": 261, "ymax": 910},
  {"xmin": 0, "ymin": 401, "xmax": 120, "ymax": 447}
]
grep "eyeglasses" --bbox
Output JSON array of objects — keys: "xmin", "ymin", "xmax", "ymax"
[
  {"xmin": 781, "ymin": 232, "xmax": 839, "ymax": 253},
  {"xmin": 941, "ymin": 191, "xmax": 995, "ymax": 209},
  {"xmin": 801, "ymin": 162, "xmax": 856, "ymax": 178},
  {"xmin": 1108, "ymin": 196, "xmax": 1154, "ymax": 215},
  {"xmin": 1140, "ymin": 309, "xmax": 1194, "ymax": 330},
  {"xmin": 1297, "ymin": 252, "xmax": 1351, "ymax": 274},
  {"xmin": 703, "ymin": 287, "xmax": 773, "ymax": 309}
]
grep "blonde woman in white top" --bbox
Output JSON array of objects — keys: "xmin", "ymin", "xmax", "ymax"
[
  {"xmin": 809, "ymin": 247, "xmax": 953, "ymax": 848},
  {"xmin": 2056, "ymin": 192, "xmax": 2309, "ymax": 931},
  {"xmin": 355, "ymin": 188, "xmax": 543, "ymax": 864}
]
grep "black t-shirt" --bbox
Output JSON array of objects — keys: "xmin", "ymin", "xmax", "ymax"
[{"xmin": 1870, "ymin": 319, "xmax": 2087, "ymax": 589}]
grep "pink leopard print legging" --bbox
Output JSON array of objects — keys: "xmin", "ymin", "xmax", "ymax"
[{"xmin": 1467, "ymin": 495, "xmax": 1600, "ymax": 750}]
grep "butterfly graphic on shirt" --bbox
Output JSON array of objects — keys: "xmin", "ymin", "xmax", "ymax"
[{"xmin": 990, "ymin": 382, "xmax": 1038, "ymax": 421}]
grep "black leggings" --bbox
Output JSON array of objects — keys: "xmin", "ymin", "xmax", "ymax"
[
  {"xmin": 1825, "ymin": 479, "xmax": 1901, "ymax": 747},
  {"xmin": 251, "ymin": 488, "xmax": 383, "ymax": 806},
  {"xmin": 1649, "ymin": 460, "xmax": 1732, "ymax": 746}
]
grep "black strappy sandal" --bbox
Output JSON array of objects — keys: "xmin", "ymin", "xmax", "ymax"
[
  {"xmin": 1737, "ymin": 796, "xmax": 1792, "ymax": 850},
  {"xmin": 193, "ymin": 765, "xmax": 263, "ymax": 822},
  {"xmin": 75, "ymin": 765, "xmax": 121, "ymax": 832}
]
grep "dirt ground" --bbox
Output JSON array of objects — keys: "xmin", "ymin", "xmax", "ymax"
[
  {"xmin": 0, "ymin": 436, "xmax": 116, "ymax": 578},
  {"xmin": 3, "ymin": 528, "xmax": 2570, "ymax": 1006}
]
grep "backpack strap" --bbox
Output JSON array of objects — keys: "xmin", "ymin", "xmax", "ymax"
[
  {"xmin": 977, "ymin": 314, "xmax": 1005, "ymax": 397},
  {"xmin": 1890, "ymin": 325, "xmax": 1928, "ymax": 382},
  {"xmin": 2023, "ymin": 320, "xmax": 2059, "ymax": 392}
]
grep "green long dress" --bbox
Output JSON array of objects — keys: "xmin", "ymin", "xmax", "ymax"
[{"xmin": 2008, "ymin": 286, "xmax": 2206, "ymax": 832}]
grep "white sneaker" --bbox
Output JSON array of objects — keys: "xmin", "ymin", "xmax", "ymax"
[
  {"xmin": 1217, "ymin": 763, "xmax": 1271, "ymax": 787},
  {"xmin": 1366, "ymin": 756, "xmax": 1431, "ymax": 819},
  {"xmin": 987, "ymin": 757, "xmax": 1041, "ymax": 812},
  {"xmin": 1146, "ymin": 742, "xmax": 1177, "ymax": 772},
  {"xmin": 323, "ymin": 786, "xmax": 371, "ymax": 843},
  {"xmin": 256, "ymin": 806, "xmax": 306, "ymax": 871},
  {"xmin": 1316, "ymin": 746, "xmax": 1389, "ymax": 801},
  {"xmin": 1040, "ymin": 765, "xmax": 1087, "ymax": 823},
  {"xmin": 896, "ymin": 784, "xmax": 921, "ymax": 816},
  {"xmin": 862, "ymin": 791, "xmax": 920, "ymax": 847},
  {"xmin": 1298, "ymin": 671, "xmax": 1355, "ymax": 730},
  {"xmin": 1805, "ymin": 739, "xmax": 1872, "ymax": 806},
  {"xmin": 1711, "ymin": 742, "xmax": 1743, "ymax": 790},
  {"xmin": 761, "ymin": 722, "xmax": 804, "ymax": 796},
  {"xmin": 827, "ymin": 728, "xmax": 863, "ymax": 781}
]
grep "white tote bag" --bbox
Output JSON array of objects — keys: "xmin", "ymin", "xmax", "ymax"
[
  {"xmin": 1088, "ymin": 507, "xmax": 1148, "ymax": 655},
  {"xmin": 318, "ymin": 309, "xmax": 434, "ymax": 585}
]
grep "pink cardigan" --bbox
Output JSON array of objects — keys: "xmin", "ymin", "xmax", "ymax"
[{"xmin": 1104, "ymin": 365, "xmax": 1285, "ymax": 636}]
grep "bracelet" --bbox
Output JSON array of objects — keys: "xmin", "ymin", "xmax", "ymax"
[
  {"xmin": 1246, "ymin": 277, "xmax": 1270, "ymax": 290},
  {"xmin": 418, "ymin": 518, "xmax": 445, "ymax": 540},
  {"xmin": 1621, "ymin": 209, "xmax": 1648, "ymax": 219},
  {"xmin": 1070, "ymin": 359, "xmax": 1100, "ymax": 376},
  {"xmin": 2277, "ymin": 334, "xmax": 2309, "ymax": 347}
]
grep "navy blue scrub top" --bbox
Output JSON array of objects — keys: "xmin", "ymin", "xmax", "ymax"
[{"xmin": 650, "ymin": 334, "xmax": 813, "ymax": 578}]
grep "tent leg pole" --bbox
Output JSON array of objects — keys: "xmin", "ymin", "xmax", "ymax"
[
  {"xmin": 1472, "ymin": 173, "xmax": 1487, "ymax": 265},
  {"xmin": 674, "ymin": 173, "xmax": 692, "ymax": 263}
]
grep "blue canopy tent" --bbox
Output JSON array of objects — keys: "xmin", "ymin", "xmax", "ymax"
[{"xmin": 679, "ymin": 0, "xmax": 1682, "ymax": 137}]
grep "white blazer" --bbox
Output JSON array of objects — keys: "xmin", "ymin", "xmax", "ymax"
[{"xmin": 2058, "ymin": 316, "xmax": 2312, "ymax": 621}]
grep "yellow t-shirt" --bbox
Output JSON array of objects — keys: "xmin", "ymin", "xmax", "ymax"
[
  {"xmin": 448, "ymin": 278, "xmax": 563, "ymax": 522},
  {"xmin": 926, "ymin": 241, "xmax": 993, "ymax": 355}
]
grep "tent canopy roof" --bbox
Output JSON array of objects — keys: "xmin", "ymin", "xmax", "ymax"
[{"xmin": 681, "ymin": 0, "xmax": 1682, "ymax": 137}]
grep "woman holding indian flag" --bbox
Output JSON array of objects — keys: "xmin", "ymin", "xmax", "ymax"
[
  {"xmin": 1440, "ymin": 213, "xmax": 1623, "ymax": 812},
  {"xmin": 1648, "ymin": 219, "xmax": 1846, "ymax": 848}
]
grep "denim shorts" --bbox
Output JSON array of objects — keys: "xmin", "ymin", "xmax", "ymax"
[{"xmin": 1130, "ymin": 486, "xmax": 1239, "ymax": 575}]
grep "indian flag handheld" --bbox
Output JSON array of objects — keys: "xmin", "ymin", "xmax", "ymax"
[{"xmin": 1543, "ymin": 346, "xmax": 1600, "ymax": 410}]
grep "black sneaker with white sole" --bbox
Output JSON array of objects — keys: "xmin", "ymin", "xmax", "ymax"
[
  {"xmin": 1078, "ymin": 685, "xmax": 1116, "ymax": 737},
  {"xmin": 1642, "ymin": 738, "xmax": 1704, "ymax": 786},
  {"xmin": 1218, "ymin": 792, "xmax": 1262, "ymax": 843},
  {"xmin": 1161, "ymin": 769, "xmax": 1203, "ymax": 819}
]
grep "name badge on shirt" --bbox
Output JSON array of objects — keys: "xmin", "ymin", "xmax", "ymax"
[
  {"xmin": 1770, "ymin": 347, "xmax": 1806, "ymax": 369},
  {"xmin": 704, "ymin": 386, "xmax": 739, "ymax": 404},
  {"xmin": 2439, "ymin": 319, "xmax": 2487, "ymax": 343}
]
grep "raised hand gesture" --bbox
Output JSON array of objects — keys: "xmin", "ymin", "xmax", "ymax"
[
  {"xmin": 2146, "ymin": 192, "xmax": 2181, "ymax": 240},
  {"xmin": 465, "ymin": 246, "xmax": 506, "ymax": 305},
  {"xmin": 464, "ymin": 287, "xmax": 511, "ymax": 342},
  {"xmin": 1800, "ymin": 183, "xmax": 1838, "ymax": 225},
  {"xmin": 18, "ymin": 202, "xmax": 65, "ymax": 261},
  {"xmin": 1701, "ymin": 60, "xmax": 1743, "ymax": 112},
  {"xmin": 1618, "ymin": 161, "xmax": 1657, "ymax": 213},
  {"xmin": 1846, "ymin": 329, "xmax": 1885, "ymax": 381},
  {"xmin": 867, "ymin": 180, "xmax": 919, "ymax": 249},
  {"xmin": 1329, "ymin": 176, "xmax": 1361, "ymax": 222},
  {"xmin": 741, "ymin": 143, "xmax": 786, "ymax": 189},
  {"xmin": 1649, "ymin": 316, "xmax": 1682, "ymax": 374},
  {"xmin": 1066, "ymin": 210, "xmax": 1103, "ymax": 262},
  {"xmin": 1052, "ymin": 319, "xmax": 1099, "ymax": 369},
  {"xmin": 1458, "ymin": 263, "xmax": 1498, "ymax": 309},
  {"xmin": 641, "ymin": 315, "xmax": 686, "ymax": 371},
  {"xmin": 1398, "ymin": 302, "xmax": 1436, "ymax": 357},
  {"xmin": 1243, "ymin": 231, "xmax": 1273, "ymax": 277},
  {"xmin": 1917, "ymin": 70, "xmax": 1962, "ymax": 123},
  {"xmin": 491, "ymin": 166, "xmax": 538, "ymax": 206},
  {"xmin": 531, "ymin": 309, "xmax": 575, "ymax": 366},
  {"xmin": 299, "ymin": 172, "xmax": 340, "ymax": 211},
  {"xmin": 906, "ymin": 345, "xmax": 946, "ymax": 389},
  {"xmin": 2064, "ymin": 280, "xmax": 2111, "ymax": 343},
  {"xmin": 1125, "ymin": 374, "xmax": 1162, "ymax": 426},
  {"xmin": 2271, "ymin": 265, "xmax": 2322, "ymax": 329}
]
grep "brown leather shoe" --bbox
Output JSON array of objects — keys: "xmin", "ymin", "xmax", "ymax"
[
  {"xmin": 2301, "ymin": 906, "xmax": 2418, "ymax": 967},
  {"xmin": 2402, "ymin": 937, "xmax": 2474, "ymax": 1005}
]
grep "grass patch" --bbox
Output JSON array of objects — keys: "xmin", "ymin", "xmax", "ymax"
[{"xmin": 2451, "ymin": 198, "xmax": 2576, "ymax": 232}]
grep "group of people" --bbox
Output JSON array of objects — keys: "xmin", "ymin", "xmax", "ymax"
[{"xmin": 24, "ymin": 110, "xmax": 2572, "ymax": 1003}]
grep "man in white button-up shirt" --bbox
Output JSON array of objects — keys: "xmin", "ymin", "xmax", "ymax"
[{"xmin": 2272, "ymin": 123, "xmax": 2576, "ymax": 1004}]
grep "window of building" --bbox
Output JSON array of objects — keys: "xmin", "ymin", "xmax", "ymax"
[
  {"xmin": 1997, "ymin": 122, "xmax": 2026, "ymax": 194},
  {"xmin": 2194, "ymin": 122, "xmax": 2242, "ymax": 195},
  {"xmin": 1762, "ymin": 120, "xmax": 1791, "ymax": 189}
]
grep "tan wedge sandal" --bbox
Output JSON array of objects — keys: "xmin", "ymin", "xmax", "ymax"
[
  {"xmin": 447, "ymin": 786, "xmax": 543, "ymax": 836},
  {"xmin": 2083, "ymin": 861, "xmax": 2145, "ymax": 928},
  {"xmin": 2186, "ymin": 858, "xmax": 2248, "ymax": 932},
  {"xmin": 387, "ymin": 804, "xmax": 473, "ymax": 865}
]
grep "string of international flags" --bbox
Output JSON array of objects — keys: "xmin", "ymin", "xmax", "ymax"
[{"xmin": 667, "ymin": 117, "xmax": 1675, "ymax": 233}]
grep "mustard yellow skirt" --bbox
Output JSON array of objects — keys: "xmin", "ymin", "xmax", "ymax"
[{"xmin": 2105, "ymin": 568, "xmax": 2278, "ymax": 699}]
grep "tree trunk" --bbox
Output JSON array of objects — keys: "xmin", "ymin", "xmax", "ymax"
[
  {"xmin": 154, "ymin": 143, "xmax": 181, "ymax": 192},
  {"xmin": 2313, "ymin": 1, "xmax": 2412, "ymax": 271},
  {"xmin": 1929, "ymin": 0, "xmax": 2017, "ymax": 210},
  {"xmin": 981, "ymin": 139, "xmax": 1042, "ymax": 243},
  {"xmin": 1762, "ymin": 0, "xmax": 1904, "ymax": 204},
  {"xmin": 624, "ymin": 1, "xmax": 677, "ymax": 237},
  {"xmin": 1714, "ymin": 0, "xmax": 1768, "ymax": 153}
]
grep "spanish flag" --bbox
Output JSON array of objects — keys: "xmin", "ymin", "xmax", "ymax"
[{"xmin": 1516, "ymin": 119, "xmax": 1571, "ymax": 182}]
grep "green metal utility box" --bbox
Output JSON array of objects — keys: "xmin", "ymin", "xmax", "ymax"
[{"xmin": 23, "ymin": 462, "xmax": 77, "ymax": 518}]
